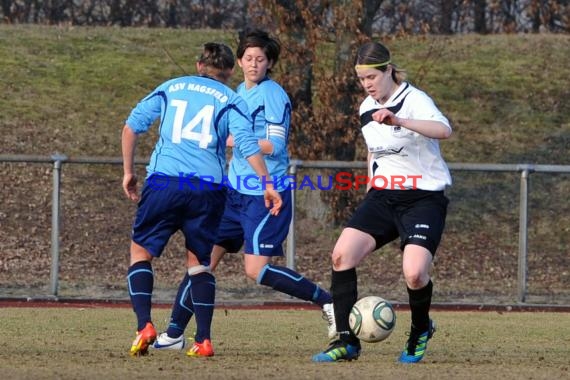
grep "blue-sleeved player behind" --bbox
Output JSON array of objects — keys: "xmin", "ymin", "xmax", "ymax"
[
  {"xmin": 152, "ymin": 30, "xmax": 336, "ymax": 352},
  {"xmin": 122, "ymin": 42, "xmax": 282, "ymax": 357}
]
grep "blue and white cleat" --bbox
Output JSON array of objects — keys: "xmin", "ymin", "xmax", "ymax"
[{"xmin": 152, "ymin": 332, "xmax": 187, "ymax": 350}]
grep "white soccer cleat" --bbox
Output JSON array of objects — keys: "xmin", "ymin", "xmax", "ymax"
[
  {"xmin": 152, "ymin": 332, "xmax": 187, "ymax": 350},
  {"xmin": 322, "ymin": 303, "xmax": 337, "ymax": 339}
]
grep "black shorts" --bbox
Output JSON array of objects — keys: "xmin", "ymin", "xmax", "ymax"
[{"xmin": 346, "ymin": 189, "xmax": 449, "ymax": 255}]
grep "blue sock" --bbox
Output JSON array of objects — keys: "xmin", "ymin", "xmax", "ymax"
[
  {"xmin": 166, "ymin": 273, "xmax": 194, "ymax": 338},
  {"xmin": 127, "ymin": 261, "xmax": 154, "ymax": 331},
  {"xmin": 258, "ymin": 264, "xmax": 332, "ymax": 306},
  {"xmin": 189, "ymin": 272, "xmax": 216, "ymax": 343}
]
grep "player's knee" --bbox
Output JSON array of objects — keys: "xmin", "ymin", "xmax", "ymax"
[
  {"xmin": 244, "ymin": 265, "xmax": 261, "ymax": 281},
  {"xmin": 130, "ymin": 243, "xmax": 153, "ymax": 265},
  {"xmin": 404, "ymin": 271, "xmax": 429, "ymax": 289},
  {"xmin": 331, "ymin": 249, "xmax": 349, "ymax": 271},
  {"xmin": 187, "ymin": 264, "xmax": 211, "ymax": 276}
]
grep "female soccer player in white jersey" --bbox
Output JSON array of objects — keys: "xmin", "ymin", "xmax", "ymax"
[
  {"xmin": 122, "ymin": 42, "xmax": 282, "ymax": 357},
  {"xmin": 313, "ymin": 41, "xmax": 452, "ymax": 363},
  {"xmin": 152, "ymin": 29, "xmax": 336, "ymax": 352}
]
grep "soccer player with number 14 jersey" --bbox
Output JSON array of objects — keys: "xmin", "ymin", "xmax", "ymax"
[
  {"xmin": 122, "ymin": 42, "xmax": 282, "ymax": 357},
  {"xmin": 153, "ymin": 30, "xmax": 337, "ymax": 353}
]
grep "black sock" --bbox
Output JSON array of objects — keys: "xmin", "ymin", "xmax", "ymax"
[
  {"xmin": 408, "ymin": 280, "xmax": 433, "ymax": 332},
  {"xmin": 330, "ymin": 268, "xmax": 359, "ymax": 346}
]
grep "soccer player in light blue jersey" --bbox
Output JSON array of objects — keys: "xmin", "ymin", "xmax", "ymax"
[
  {"xmin": 152, "ymin": 30, "xmax": 336, "ymax": 353},
  {"xmin": 122, "ymin": 42, "xmax": 282, "ymax": 357}
]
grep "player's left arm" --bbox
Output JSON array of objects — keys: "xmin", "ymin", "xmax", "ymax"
[
  {"xmin": 258, "ymin": 138, "xmax": 275, "ymax": 154},
  {"xmin": 393, "ymin": 118, "xmax": 451, "ymax": 139},
  {"xmin": 259, "ymin": 121, "xmax": 287, "ymax": 155},
  {"xmin": 260, "ymin": 90, "xmax": 290, "ymax": 156}
]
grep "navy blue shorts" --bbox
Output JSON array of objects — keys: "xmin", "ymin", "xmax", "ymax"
[
  {"xmin": 347, "ymin": 189, "xmax": 449, "ymax": 256},
  {"xmin": 215, "ymin": 188, "xmax": 292, "ymax": 256},
  {"xmin": 131, "ymin": 175, "xmax": 227, "ymax": 265}
]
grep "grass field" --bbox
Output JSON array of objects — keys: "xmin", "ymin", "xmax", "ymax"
[{"xmin": 0, "ymin": 306, "xmax": 568, "ymax": 379}]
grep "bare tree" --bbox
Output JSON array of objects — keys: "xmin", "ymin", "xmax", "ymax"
[
  {"xmin": 1, "ymin": 0, "xmax": 568, "ymax": 32},
  {"xmin": 473, "ymin": 0, "xmax": 487, "ymax": 33},
  {"xmin": 43, "ymin": 0, "xmax": 70, "ymax": 24},
  {"xmin": 326, "ymin": 0, "xmax": 367, "ymax": 160},
  {"xmin": 360, "ymin": 0, "xmax": 384, "ymax": 35},
  {"xmin": 248, "ymin": 0, "xmax": 381, "ymax": 222},
  {"xmin": 440, "ymin": 0, "xmax": 455, "ymax": 34},
  {"xmin": 528, "ymin": 0, "xmax": 569, "ymax": 33},
  {"xmin": 165, "ymin": 0, "xmax": 176, "ymax": 27},
  {"xmin": 1, "ymin": 0, "xmax": 13, "ymax": 22}
]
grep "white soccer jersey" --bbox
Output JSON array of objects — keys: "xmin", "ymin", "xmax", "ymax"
[{"xmin": 359, "ymin": 82, "xmax": 452, "ymax": 191}]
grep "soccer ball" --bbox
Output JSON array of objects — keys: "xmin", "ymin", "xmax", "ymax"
[{"xmin": 349, "ymin": 296, "xmax": 396, "ymax": 343}]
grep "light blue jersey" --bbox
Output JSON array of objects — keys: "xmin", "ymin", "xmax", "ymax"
[
  {"xmin": 126, "ymin": 75, "xmax": 260, "ymax": 183},
  {"xmin": 228, "ymin": 77, "xmax": 291, "ymax": 195}
]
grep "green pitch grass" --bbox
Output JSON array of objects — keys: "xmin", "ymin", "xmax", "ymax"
[{"xmin": 0, "ymin": 307, "xmax": 568, "ymax": 379}]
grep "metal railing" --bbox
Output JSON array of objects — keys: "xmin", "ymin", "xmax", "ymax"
[
  {"xmin": 285, "ymin": 160, "xmax": 570, "ymax": 303},
  {"xmin": 2, "ymin": 154, "xmax": 570, "ymax": 302}
]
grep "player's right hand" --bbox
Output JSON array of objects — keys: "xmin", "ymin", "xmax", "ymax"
[
  {"xmin": 372, "ymin": 109, "xmax": 400, "ymax": 126},
  {"xmin": 123, "ymin": 173, "xmax": 139, "ymax": 202},
  {"xmin": 264, "ymin": 188, "xmax": 282, "ymax": 216}
]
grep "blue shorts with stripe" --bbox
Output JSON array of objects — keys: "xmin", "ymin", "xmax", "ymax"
[
  {"xmin": 215, "ymin": 188, "xmax": 292, "ymax": 256},
  {"xmin": 131, "ymin": 174, "xmax": 227, "ymax": 265}
]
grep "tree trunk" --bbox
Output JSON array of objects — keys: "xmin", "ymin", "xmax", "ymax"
[
  {"xmin": 1, "ymin": 0, "xmax": 13, "ymax": 22},
  {"xmin": 474, "ymin": 0, "xmax": 487, "ymax": 34},
  {"xmin": 440, "ymin": 0, "xmax": 454, "ymax": 34},
  {"xmin": 360, "ymin": 0, "xmax": 384, "ymax": 36}
]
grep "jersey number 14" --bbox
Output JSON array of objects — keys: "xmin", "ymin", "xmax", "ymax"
[{"xmin": 171, "ymin": 100, "xmax": 214, "ymax": 148}]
